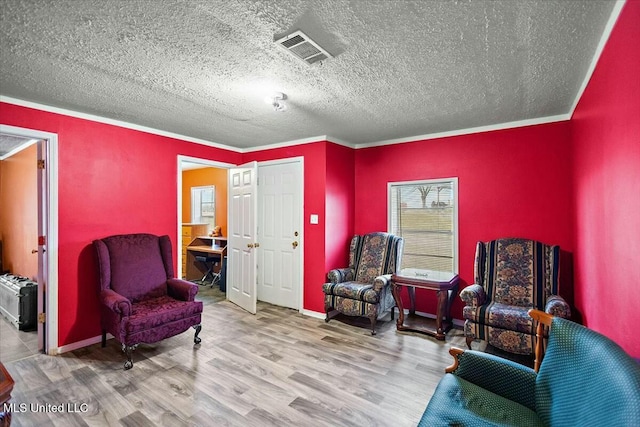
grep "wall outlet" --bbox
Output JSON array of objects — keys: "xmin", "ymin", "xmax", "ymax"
[{"xmin": 310, "ymin": 214, "xmax": 319, "ymax": 224}]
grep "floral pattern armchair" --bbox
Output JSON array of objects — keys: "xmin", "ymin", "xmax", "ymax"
[
  {"xmin": 322, "ymin": 232, "xmax": 403, "ymax": 335},
  {"xmin": 460, "ymin": 238, "xmax": 571, "ymax": 355}
]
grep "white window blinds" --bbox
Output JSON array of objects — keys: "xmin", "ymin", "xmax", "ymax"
[{"xmin": 388, "ymin": 178, "xmax": 458, "ymax": 273}]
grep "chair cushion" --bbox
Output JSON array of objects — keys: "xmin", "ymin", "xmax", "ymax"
[
  {"xmin": 123, "ymin": 295, "xmax": 203, "ymax": 335},
  {"xmin": 322, "ymin": 282, "xmax": 379, "ymax": 304},
  {"xmin": 419, "ymin": 374, "xmax": 544, "ymax": 427},
  {"xmin": 102, "ymin": 234, "xmax": 169, "ymax": 302},
  {"xmin": 463, "ymin": 302, "xmax": 534, "ymax": 334}
]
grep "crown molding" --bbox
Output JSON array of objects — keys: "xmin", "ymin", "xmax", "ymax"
[
  {"xmin": 240, "ymin": 135, "xmax": 330, "ymax": 153},
  {"xmin": 1, "ymin": 97, "xmax": 572, "ymax": 154},
  {"xmin": 0, "ymin": 95, "xmax": 243, "ymax": 153},
  {"xmin": 355, "ymin": 114, "xmax": 570, "ymax": 149},
  {"xmin": 569, "ymin": 0, "xmax": 626, "ymax": 117}
]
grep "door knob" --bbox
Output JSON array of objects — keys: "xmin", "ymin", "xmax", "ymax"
[
  {"xmin": 292, "ymin": 241, "xmax": 298, "ymax": 249},
  {"xmin": 32, "ymin": 249, "xmax": 38, "ymax": 254},
  {"xmin": 254, "ymin": 243, "xmax": 260, "ymax": 248},
  {"xmin": 247, "ymin": 243, "xmax": 254, "ymax": 248}
]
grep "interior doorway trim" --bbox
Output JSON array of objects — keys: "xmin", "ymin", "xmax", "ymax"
[
  {"xmin": 0, "ymin": 124, "xmax": 59, "ymax": 355},
  {"xmin": 177, "ymin": 155, "xmax": 235, "ymax": 278}
]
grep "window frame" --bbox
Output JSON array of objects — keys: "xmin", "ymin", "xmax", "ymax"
[
  {"xmin": 387, "ymin": 177, "xmax": 459, "ymax": 274},
  {"xmin": 191, "ymin": 185, "xmax": 216, "ymax": 228}
]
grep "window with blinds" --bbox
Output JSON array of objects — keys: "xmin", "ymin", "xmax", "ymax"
[{"xmin": 388, "ymin": 178, "xmax": 458, "ymax": 273}]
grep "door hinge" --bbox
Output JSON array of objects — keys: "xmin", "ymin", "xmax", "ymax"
[
  {"xmin": 37, "ymin": 159, "xmax": 46, "ymax": 169},
  {"xmin": 38, "ymin": 313, "xmax": 46, "ymax": 323}
]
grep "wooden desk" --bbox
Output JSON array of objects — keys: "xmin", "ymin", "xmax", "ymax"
[
  {"xmin": 185, "ymin": 238, "xmax": 227, "ymax": 281},
  {"xmin": 195, "ymin": 236, "xmax": 227, "ymax": 245},
  {"xmin": 391, "ymin": 269, "xmax": 459, "ymax": 340},
  {"xmin": 0, "ymin": 363, "xmax": 14, "ymax": 427}
]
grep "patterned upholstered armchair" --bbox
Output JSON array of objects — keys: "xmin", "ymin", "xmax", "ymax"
[
  {"xmin": 322, "ymin": 232, "xmax": 403, "ymax": 335},
  {"xmin": 94, "ymin": 233, "xmax": 203, "ymax": 370},
  {"xmin": 460, "ymin": 238, "xmax": 571, "ymax": 355}
]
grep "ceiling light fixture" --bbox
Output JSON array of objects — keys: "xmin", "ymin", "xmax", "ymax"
[{"xmin": 264, "ymin": 92, "xmax": 288, "ymax": 112}]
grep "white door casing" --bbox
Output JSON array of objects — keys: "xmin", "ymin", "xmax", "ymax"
[
  {"xmin": 228, "ymin": 162, "xmax": 258, "ymax": 314},
  {"xmin": 0, "ymin": 124, "xmax": 58, "ymax": 355},
  {"xmin": 257, "ymin": 160, "xmax": 302, "ymax": 310},
  {"xmin": 36, "ymin": 140, "xmax": 47, "ymax": 351}
]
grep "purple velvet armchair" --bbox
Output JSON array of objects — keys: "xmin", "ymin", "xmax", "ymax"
[{"xmin": 93, "ymin": 233, "xmax": 203, "ymax": 370}]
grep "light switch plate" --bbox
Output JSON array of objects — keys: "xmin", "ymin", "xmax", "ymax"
[{"xmin": 310, "ymin": 214, "xmax": 319, "ymax": 224}]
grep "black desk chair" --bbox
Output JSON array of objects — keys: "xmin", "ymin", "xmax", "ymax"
[{"xmin": 194, "ymin": 255, "xmax": 220, "ymax": 287}]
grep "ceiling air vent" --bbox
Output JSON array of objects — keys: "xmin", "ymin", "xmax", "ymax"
[{"xmin": 275, "ymin": 30, "xmax": 332, "ymax": 65}]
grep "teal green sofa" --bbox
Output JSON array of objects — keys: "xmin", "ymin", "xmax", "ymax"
[{"xmin": 419, "ymin": 310, "xmax": 640, "ymax": 426}]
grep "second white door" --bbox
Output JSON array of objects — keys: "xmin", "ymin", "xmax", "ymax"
[{"xmin": 257, "ymin": 160, "xmax": 302, "ymax": 310}]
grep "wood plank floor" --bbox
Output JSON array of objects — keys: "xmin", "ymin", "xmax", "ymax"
[{"xmin": 3, "ymin": 287, "xmax": 506, "ymax": 427}]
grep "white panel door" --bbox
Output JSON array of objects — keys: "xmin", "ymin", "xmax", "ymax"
[
  {"xmin": 257, "ymin": 161, "xmax": 302, "ymax": 309},
  {"xmin": 228, "ymin": 162, "xmax": 257, "ymax": 314}
]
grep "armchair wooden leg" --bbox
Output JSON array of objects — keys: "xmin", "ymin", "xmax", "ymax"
[
  {"xmin": 324, "ymin": 308, "xmax": 333, "ymax": 323},
  {"xmin": 369, "ymin": 314, "xmax": 377, "ymax": 335},
  {"xmin": 101, "ymin": 330, "xmax": 107, "ymax": 348},
  {"xmin": 466, "ymin": 335, "xmax": 474, "ymax": 350},
  {"xmin": 122, "ymin": 344, "xmax": 135, "ymax": 370},
  {"xmin": 193, "ymin": 324, "xmax": 202, "ymax": 344}
]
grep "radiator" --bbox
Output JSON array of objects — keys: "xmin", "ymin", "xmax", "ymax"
[{"xmin": 0, "ymin": 274, "xmax": 37, "ymax": 331}]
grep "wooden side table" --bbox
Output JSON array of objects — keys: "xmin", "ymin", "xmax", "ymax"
[
  {"xmin": 0, "ymin": 363, "xmax": 14, "ymax": 427},
  {"xmin": 391, "ymin": 269, "xmax": 459, "ymax": 340}
]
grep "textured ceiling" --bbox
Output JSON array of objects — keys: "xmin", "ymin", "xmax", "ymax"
[
  {"xmin": 0, "ymin": 0, "xmax": 617, "ymax": 150},
  {"xmin": 0, "ymin": 134, "xmax": 32, "ymax": 156}
]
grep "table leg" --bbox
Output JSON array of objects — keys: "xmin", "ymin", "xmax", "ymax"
[
  {"xmin": 435, "ymin": 289, "xmax": 447, "ymax": 339},
  {"xmin": 445, "ymin": 284, "xmax": 459, "ymax": 324},
  {"xmin": 391, "ymin": 283, "xmax": 405, "ymax": 330},
  {"xmin": 408, "ymin": 286, "xmax": 416, "ymax": 315}
]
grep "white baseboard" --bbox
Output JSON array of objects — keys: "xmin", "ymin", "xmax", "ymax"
[
  {"xmin": 301, "ymin": 309, "xmax": 326, "ymax": 320},
  {"xmin": 55, "ymin": 333, "xmax": 114, "ymax": 355}
]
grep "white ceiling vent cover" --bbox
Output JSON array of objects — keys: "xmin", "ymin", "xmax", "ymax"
[{"xmin": 275, "ymin": 30, "xmax": 333, "ymax": 65}]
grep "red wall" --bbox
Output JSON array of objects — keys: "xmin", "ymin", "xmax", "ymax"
[
  {"xmin": 242, "ymin": 142, "xmax": 329, "ymax": 312},
  {"xmin": 354, "ymin": 122, "xmax": 575, "ymax": 318},
  {"xmin": 0, "ymin": 102, "xmax": 242, "ymax": 346},
  {"xmin": 570, "ymin": 0, "xmax": 640, "ymax": 357},
  {"xmin": 324, "ymin": 143, "xmax": 356, "ymax": 275}
]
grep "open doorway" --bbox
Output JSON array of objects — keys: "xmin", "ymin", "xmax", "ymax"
[
  {"xmin": 177, "ymin": 156, "xmax": 232, "ymax": 299},
  {"xmin": 0, "ymin": 125, "xmax": 58, "ymax": 361}
]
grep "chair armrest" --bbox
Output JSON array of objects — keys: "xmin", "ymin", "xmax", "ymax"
[
  {"xmin": 545, "ymin": 295, "xmax": 571, "ymax": 318},
  {"xmin": 327, "ymin": 268, "xmax": 354, "ymax": 284},
  {"xmin": 373, "ymin": 274, "xmax": 391, "ymax": 292},
  {"xmin": 446, "ymin": 347, "xmax": 538, "ymax": 411},
  {"xmin": 459, "ymin": 284, "xmax": 486, "ymax": 307},
  {"xmin": 100, "ymin": 289, "xmax": 131, "ymax": 317},
  {"xmin": 167, "ymin": 278, "xmax": 198, "ymax": 301}
]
